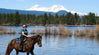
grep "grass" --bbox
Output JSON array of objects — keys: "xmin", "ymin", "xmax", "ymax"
[
  {"xmin": 18, "ymin": 28, "xmax": 22, "ymax": 34},
  {"xmin": 58, "ymin": 24, "xmax": 72, "ymax": 36},
  {"xmin": 0, "ymin": 26, "xmax": 7, "ymax": 34},
  {"xmin": 30, "ymin": 24, "xmax": 72, "ymax": 36},
  {"xmin": 94, "ymin": 25, "xmax": 99, "ymax": 37},
  {"xmin": 1, "ymin": 24, "xmax": 98, "ymax": 37},
  {"xmin": 0, "ymin": 26, "xmax": 16, "ymax": 34},
  {"xmin": 88, "ymin": 29, "xmax": 95, "ymax": 37},
  {"xmin": 74, "ymin": 28, "xmax": 79, "ymax": 36}
]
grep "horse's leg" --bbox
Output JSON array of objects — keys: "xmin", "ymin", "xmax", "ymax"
[
  {"xmin": 30, "ymin": 51, "xmax": 34, "ymax": 55},
  {"xmin": 5, "ymin": 40, "xmax": 14, "ymax": 55},
  {"xmin": 7, "ymin": 48, "xmax": 13, "ymax": 55},
  {"xmin": 27, "ymin": 52, "xmax": 29, "ymax": 55},
  {"xmin": 16, "ymin": 51, "xmax": 19, "ymax": 55}
]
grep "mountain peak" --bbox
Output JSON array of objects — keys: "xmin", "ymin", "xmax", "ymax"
[
  {"xmin": 26, "ymin": 4, "xmax": 87, "ymax": 15},
  {"xmin": 26, "ymin": 4, "xmax": 67, "ymax": 12},
  {"xmin": 49, "ymin": 4, "xmax": 69, "ymax": 12},
  {"xmin": 33, "ymin": 4, "xmax": 40, "ymax": 8}
]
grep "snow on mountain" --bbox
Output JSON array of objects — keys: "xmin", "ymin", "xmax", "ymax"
[
  {"xmin": 26, "ymin": 4, "xmax": 66, "ymax": 12},
  {"xmin": 26, "ymin": 4, "xmax": 87, "ymax": 15}
]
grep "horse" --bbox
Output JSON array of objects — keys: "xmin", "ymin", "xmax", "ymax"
[{"xmin": 4, "ymin": 35, "xmax": 42, "ymax": 55}]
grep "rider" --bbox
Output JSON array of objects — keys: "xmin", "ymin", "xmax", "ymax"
[{"xmin": 19, "ymin": 24, "xmax": 30, "ymax": 49}]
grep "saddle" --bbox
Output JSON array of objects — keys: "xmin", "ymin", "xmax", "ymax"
[
  {"xmin": 16, "ymin": 37, "xmax": 27, "ymax": 44},
  {"xmin": 16, "ymin": 37, "xmax": 27, "ymax": 51}
]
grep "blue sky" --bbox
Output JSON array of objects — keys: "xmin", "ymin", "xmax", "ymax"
[{"xmin": 0, "ymin": 0, "xmax": 99, "ymax": 15}]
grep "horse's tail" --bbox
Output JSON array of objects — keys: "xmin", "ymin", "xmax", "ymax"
[{"xmin": 4, "ymin": 40, "xmax": 14, "ymax": 55}]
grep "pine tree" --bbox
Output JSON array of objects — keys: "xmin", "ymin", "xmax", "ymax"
[
  {"xmin": 14, "ymin": 11, "xmax": 20, "ymax": 25},
  {"xmin": 43, "ymin": 13, "xmax": 48, "ymax": 25},
  {"xmin": 74, "ymin": 13, "xmax": 80, "ymax": 25}
]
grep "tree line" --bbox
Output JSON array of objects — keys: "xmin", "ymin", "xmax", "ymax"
[{"xmin": 0, "ymin": 11, "xmax": 99, "ymax": 25}]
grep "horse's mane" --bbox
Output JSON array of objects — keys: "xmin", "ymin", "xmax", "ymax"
[{"xmin": 30, "ymin": 35, "xmax": 40, "ymax": 40}]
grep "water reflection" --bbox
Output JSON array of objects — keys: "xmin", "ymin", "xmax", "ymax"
[{"xmin": 0, "ymin": 34, "xmax": 99, "ymax": 55}]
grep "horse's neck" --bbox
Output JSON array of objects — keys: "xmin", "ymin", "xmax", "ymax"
[
  {"xmin": 32, "ymin": 38, "xmax": 37, "ymax": 44},
  {"xmin": 30, "ymin": 38, "xmax": 37, "ymax": 50}
]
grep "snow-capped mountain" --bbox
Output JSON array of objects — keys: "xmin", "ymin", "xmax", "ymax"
[
  {"xmin": 26, "ymin": 4, "xmax": 87, "ymax": 15},
  {"xmin": 0, "ymin": 4, "xmax": 87, "ymax": 16},
  {"xmin": 0, "ymin": 8, "xmax": 67, "ymax": 16},
  {"xmin": 26, "ymin": 4, "xmax": 69, "ymax": 12}
]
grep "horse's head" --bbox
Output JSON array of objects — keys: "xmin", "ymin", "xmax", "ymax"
[
  {"xmin": 31, "ymin": 35, "xmax": 42, "ymax": 47},
  {"xmin": 36, "ymin": 35, "xmax": 42, "ymax": 47}
]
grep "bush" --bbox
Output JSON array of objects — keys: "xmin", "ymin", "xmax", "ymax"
[{"xmin": 94, "ymin": 25, "xmax": 99, "ymax": 37}]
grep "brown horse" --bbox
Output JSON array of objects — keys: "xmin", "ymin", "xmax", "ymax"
[{"xmin": 4, "ymin": 35, "xmax": 42, "ymax": 55}]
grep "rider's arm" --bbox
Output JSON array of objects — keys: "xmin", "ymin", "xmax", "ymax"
[{"xmin": 22, "ymin": 32, "xmax": 29, "ymax": 37}]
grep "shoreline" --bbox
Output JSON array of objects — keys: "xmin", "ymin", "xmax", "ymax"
[{"xmin": 0, "ymin": 24, "xmax": 97, "ymax": 27}]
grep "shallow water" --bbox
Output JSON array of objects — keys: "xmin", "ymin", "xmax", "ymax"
[{"xmin": 0, "ymin": 26, "xmax": 99, "ymax": 55}]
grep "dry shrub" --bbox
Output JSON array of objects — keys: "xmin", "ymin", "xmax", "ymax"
[
  {"xmin": 79, "ymin": 29, "xmax": 86, "ymax": 36},
  {"xmin": 31, "ymin": 28, "xmax": 45, "ymax": 35},
  {"xmin": 36, "ymin": 29, "xmax": 45, "ymax": 35},
  {"xmin": 45, "ymin": 24, "xmax": 48, "ymax": 27},
  {"xmin": 94, "ymin": 25, "xmax": 99, "ymax": 37},
  {"xmin": 49, "ymin": 27, "xmax": 59, "ymax": 35},
  {"xmin": 41, "ymin": 28, "xmax": 45, "ymax": 34},
  {"xmin": 88, "ymin": 29, "xmax": 95, "ymax": 37},
  {"xmin": 58, "ymin": 24, "xmax": 65, "ymax": 35},
  {"xmin": 46, "ymin": 27, "xmax": 50, "ymax": 34},
  {"xmin": 18, "ymin": 28, "xmax": 22, "ymax": 34},
  {"xmin": 58, "ymin": 24, "xmax": 65, "ymax": 27},
  {"xmin": 54, "ymin": 28, "xmax": 59, "ymax": 35},
  {"xmin": 84, "ymin": 28, "xmax": 90, "ymax": 35},
  {"xmin": 49, "ymin": 28, "xmax": 54, "ymax": 35},
  {"xmin": 36, "ymin": 29, "xmax": 40, "ymax": 34},
  {"xmin": 30, "ymin": 29, "xmax": 36, "ymax": 34},
  {"xmin": 0, "ymin": 26, "xmax": 5, "ymax": 31},
  {"xmin": 74, "ymin": 28, "xmax": 80, "ymax": 36},
  {"xmin": 58, "ymin": 24, "xmax": 72, "ymax": 36},
  {"xmin": 74, "ymin": 28, "xmax": 86, "ymax": 36},
  {"xmin": 6, "ymin": 28, "xmax": 16, "ymax": 34},
  {"xmin": 65, "ymin": 29, "xmax": 72, "ymax": 36},
  {"xmin": 0, "ymin": 26, "xmax": 6, "ymax": 34},
  {"xmin": 74, "ymin": 27, "xmax": 95, "ymax": 37},
  {"xmin": 85, "ymin": 28, "xmax": 89, "ymax": 33},
  {"xmin": 0, "ymin": 26, "xmax": 16, "ymax": 34}
]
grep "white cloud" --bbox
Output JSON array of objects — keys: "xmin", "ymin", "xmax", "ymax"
[
  {"xmin": 26, "ymin": 4, "xmax": 87, "ymax": 15},
  {"xmin": 16, "ymin": 0, "xmax": 24, "ymax": 1}
]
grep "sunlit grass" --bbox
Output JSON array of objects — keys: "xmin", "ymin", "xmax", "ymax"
[
  {"xmin": 0, "ymin": 26, "xmax": 16, "ymax": 34},
  {"xmin": 58, "ymin": 24, "xmax": 72, "ymax": 36},
  {"xmin": 94, "ymin": 25, "xmax": 99, "ymax": 37},
  {"xmin": 18, "ymin": 28, "xmax": 22, "ymax": 34}
]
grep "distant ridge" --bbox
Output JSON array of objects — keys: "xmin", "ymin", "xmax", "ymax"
[{"xmin": 0, "ymin": 8, "xmax": 68, "ymax": 16}]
